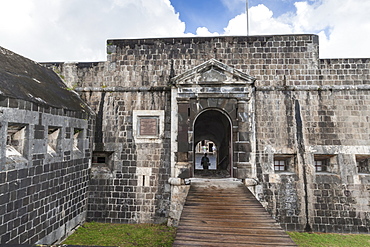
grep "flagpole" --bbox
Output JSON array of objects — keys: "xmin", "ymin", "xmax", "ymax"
[{"xmin": 246, "ymin": 0, "xmax": 249, "ymax": 36}]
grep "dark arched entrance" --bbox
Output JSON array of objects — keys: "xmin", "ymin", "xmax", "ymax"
[{"xmin": 193, "ymin": 109, "xmax": 232, "ymax": 177}]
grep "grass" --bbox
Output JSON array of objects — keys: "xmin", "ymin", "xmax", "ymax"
[
  {"xmin": 287, "ymin": 232, "xmax": 370, "ymax": 247},
  {"xmin": 61, "ymin": 222, "xmax": 176, "ymax": 247},
  {"xmin": 62, "ymin": 223, "xmax": 370, "ymax": 247}
]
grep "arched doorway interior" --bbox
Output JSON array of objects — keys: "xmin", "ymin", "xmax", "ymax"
[
  {"xmin": 194, "ymin": 140, "xmax": 217, "ymax": 171},
  {"xmin": 193, "ymin": 109, "xmax": 232, "ymax": 177}
]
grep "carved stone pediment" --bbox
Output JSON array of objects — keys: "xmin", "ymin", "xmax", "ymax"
[{"xmin": 171, "ymin": 58, "xmax": 255, "ymax": 86}]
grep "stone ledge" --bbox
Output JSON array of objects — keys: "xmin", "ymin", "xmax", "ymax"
[
  {"xmin": 257, "ymin": 84, "xmax": 370, "ymax": 91},
  {"xmin": 243, "ymin": 178, "xmax": 259, "ymax": 186},
  {"xmin": 74, "ymin": 86, "xmax": 171, "ymax": 92},
  {"xmin": 168, "ymin": 177, "xmax": 187, "ymax": 186}
]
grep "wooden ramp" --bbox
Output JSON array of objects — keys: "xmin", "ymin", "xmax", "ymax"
[{"xmin": 173, "ymin": 179, "xmax": 297, "ymax": 246}]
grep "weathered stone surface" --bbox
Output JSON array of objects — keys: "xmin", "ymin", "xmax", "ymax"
[
  {"xmin": 1, "ymin": 33, "xmax": 369, "ymax": 246},
  {"xmin": 57, "ymin": 35, "xmax": 368, "ymax": 233},
  {"xmin": 0, "ymin": 49, "xmax": 93, "ymax": 244},
  {"xmin": 0, "ymin": 47, "xmax": 90, "ymax": 112}
]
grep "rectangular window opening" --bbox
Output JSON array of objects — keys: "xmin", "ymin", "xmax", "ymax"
[
  {"xmin": 6, "ymin": 123, "xmax": 27, "ymax": 157},
  {"xmin": 273, "ymin": 154, "xmax": 295, "ymax": 172},
  {"xmin": 314, "ymin": 155, "xmax": 336, "ymax": 173},
  {"xmin": 47, "ymin": 127, "xmax": 61, "ymax": 154},
  {"xmin": 356, "ymin": 155, "xmax": 370, "ymax": 174},
  {"xmin": 73, "ymin": 128, "xmax": 84, "ymax": 151},
  {"xmin": 92, "ymin": 151, "xmax": 113, "ymax": 169},
  {"xmin": 274, "ymin": 160, "xmax": 286, "ymax": 171},
  {"xmin": 314, "ymin": 160, "xmax": 325, "ymax": 172},
  {"xmin": 97, "ymin": 156, "xmax": 106, "ymax": 163}
]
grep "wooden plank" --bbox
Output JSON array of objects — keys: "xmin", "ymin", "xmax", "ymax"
[
  {"xmin": 181, "ymin": 212, "xmax": 276, "ymax": 217},
  {"xmin": 176, "ymin": 230, "xmax": 290, "ymax": 238},
  {"xmin": 177, "ymin": 224, "xmax": 284, "ymax": 230},
  {"xmin": 177, "ymin": 226, "xmax": 287, "ymax": 233},
  {"xmin": 179, "ymin": 218, "xmax": 278, "ymax": 223},
  {"xmin": 173, "ymin": 237, "xmax": 297, "ymax": 246},
  {"xmin": 175, "ymin": 234, "xmax": 296, "ymax": 244},
  {"xmin": 173, "ymin": 180, "xmax": 297, "ymax": 246},
  {"xmin": 173, "ymin": 240, "xmax": 297, "ymax": 247}
]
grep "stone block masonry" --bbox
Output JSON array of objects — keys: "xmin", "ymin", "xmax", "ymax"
[
  {"xmin": 255, "ymin": 88, "xmax": 370, "ymax": 233},
  {"xmin": 0, "ymin": 45, "xmax": 95, "ymax": 245},
  {"xmin": 82, "ymin": 90, "xmax": 172, "ymax": 224},
  {"xmin": 0, "ymin": 96, "xmax": 93, "ymax": 244},
  {"xmin": 48, "ymin": 34, "xmax": 370, "ymax": 233}
]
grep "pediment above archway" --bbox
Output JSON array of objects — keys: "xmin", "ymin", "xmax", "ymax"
[{"xmin": 171, "ymin": 58, "xmax": 255, "ymax": 86}]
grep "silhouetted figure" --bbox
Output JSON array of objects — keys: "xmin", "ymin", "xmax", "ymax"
[{"xmin": 201, "ymin": 153, "xmax": 210, "ymax": 170}]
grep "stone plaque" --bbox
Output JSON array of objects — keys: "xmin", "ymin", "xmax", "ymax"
[{"xmin": 139, "ymin": 117, "xmax": 158, "ymax": 136}]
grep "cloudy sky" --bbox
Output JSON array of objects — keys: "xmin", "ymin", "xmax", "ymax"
[{"xmin": 0, "ymin": 0, "xmax": 369, "ymax": 62}]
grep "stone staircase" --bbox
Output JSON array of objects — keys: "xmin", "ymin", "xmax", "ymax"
[{"xmin": 173, "ymin": 178, "xmax": 297, "ymax": 246}]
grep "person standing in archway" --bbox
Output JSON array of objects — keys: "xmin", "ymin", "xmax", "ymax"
[{"xmin": 201, "ymin": 153, "xmax": 210, "ymax": 170}]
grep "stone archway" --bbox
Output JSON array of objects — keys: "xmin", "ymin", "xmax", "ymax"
[
  {"xmin": 168, "ymin": 58, "xmax": 257, "ymax": 226},
  {"xmin": 170, "ymin": 59, "xmax": 256, "ymax": 181},
  {"xmin": 193, "ymin": 109, "xmax": 232, "ymax": 177}
]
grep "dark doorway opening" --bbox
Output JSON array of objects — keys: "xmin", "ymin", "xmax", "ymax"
[{"xmin": 193, "ymin": 109, "xmax": 232, "ymax": 178}]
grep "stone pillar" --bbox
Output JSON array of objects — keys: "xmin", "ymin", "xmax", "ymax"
[
  {"xmin": 235, "ymin": 100, "xmax": 253, "ymax": 179},
  {"xmin": 174, "ymin": 101, "xmax": 191, "ymax": 179},
  {"xmin": 167, "ymin": 178, "xmax": 190, "ymax": 227},
  {"xmin": 168, "ymin": 93, "xmax": 192, "ymax": 227}
]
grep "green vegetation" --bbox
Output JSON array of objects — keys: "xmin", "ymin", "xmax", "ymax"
[
  {"xmin": 288, "ymin": 232, "xmax": 370, "ymax": 247},
  {"xmin": 66, "ymin": 83, "xmax": 78, "ymax": 91},
  {"xmin": 62, "ymin": 222, "xmax": 176, "ymax": 247},
  {"xmin": 62, "ymin": 224, "xmax": 370, "ymax": 247}
]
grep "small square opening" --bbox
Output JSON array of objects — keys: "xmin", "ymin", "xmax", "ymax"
[
  {"xmin": 356, "ymin": 155, "xmax": 370, "ymax": 174},
  {"xmin": 92, "ymin": 151, "xmax": 113, "ymax": 169},
  {"xmin": 96, "ymin": 156, "xmax": 106, "ymax": 163},
  {"xmin": 73, "ymin": 128, "xmax": 84, "ymax": 151},
  {"xmin": 314, "ymin": 154, "xmax": 337, "ymax": 173},
  {"xmin": 6, "ymin": 123, "xmax": 27, "ymax": 157},
  {"xmin": 47, "ymin": 127, "xmax": 61, "ymax": 154}
]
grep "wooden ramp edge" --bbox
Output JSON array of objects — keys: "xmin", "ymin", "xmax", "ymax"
[{"xmin": 173, "ymin": 178, "xmax": 297, "ymax": 246}]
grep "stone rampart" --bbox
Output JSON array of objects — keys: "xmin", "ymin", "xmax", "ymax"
[
  {"xmin": 49, "ymin": 35, "xmax": 370, "ymax": 233},
  {"xmin": 0, "ymin": 98, "xmax": 93, "ymax": 244},
  {"xmin": 0, "ymin": 46, "xmax": 94, "ymax": 245},
  {"xmin": 255, "ymin": 88, "xmax": 370, "ymax": 232}
]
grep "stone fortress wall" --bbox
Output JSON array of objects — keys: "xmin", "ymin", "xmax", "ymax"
[
  {"xmin": 0, "ymin": 101, "xmax": 93, "ymax": 244},
  {"xmin": 49, "ymin": 59, "xmax": 173, "ymax": 224},
  {"xmin": 1, "ymin": 34, "xmax": 368, "ymax": 245},
  {"xmin": 0, "ymin": 47, "xmax": 94, "ymax": 244},
  {"xmin": 52, "ymin": 34, "xmax": 370, "ymax": 233}
]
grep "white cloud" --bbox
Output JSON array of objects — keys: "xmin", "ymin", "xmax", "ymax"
[
  {"xmin": 220, "ymin": 0, "xmax": 246, "ymax": 13},
  {"xmin": 0, "ymin": 0, "xmax": 369, "ymax": 61},
  {"xmin": 0, "ymin": 0, "xmax": 186, "ymax": 62},
  {"xmin": 196, "ymin": 27, "xmax": 220, "ymax": 36},
  {"xmin": 224, "ymin": 4, "xmax": 294, "ymax": 35},
  {"xmin": 221, "ymin": 0, "xmax": 370, "ymax": 58},
  {"xmin": 288, "ymin": 0, "xmax": 370, "ymax": 58}
]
